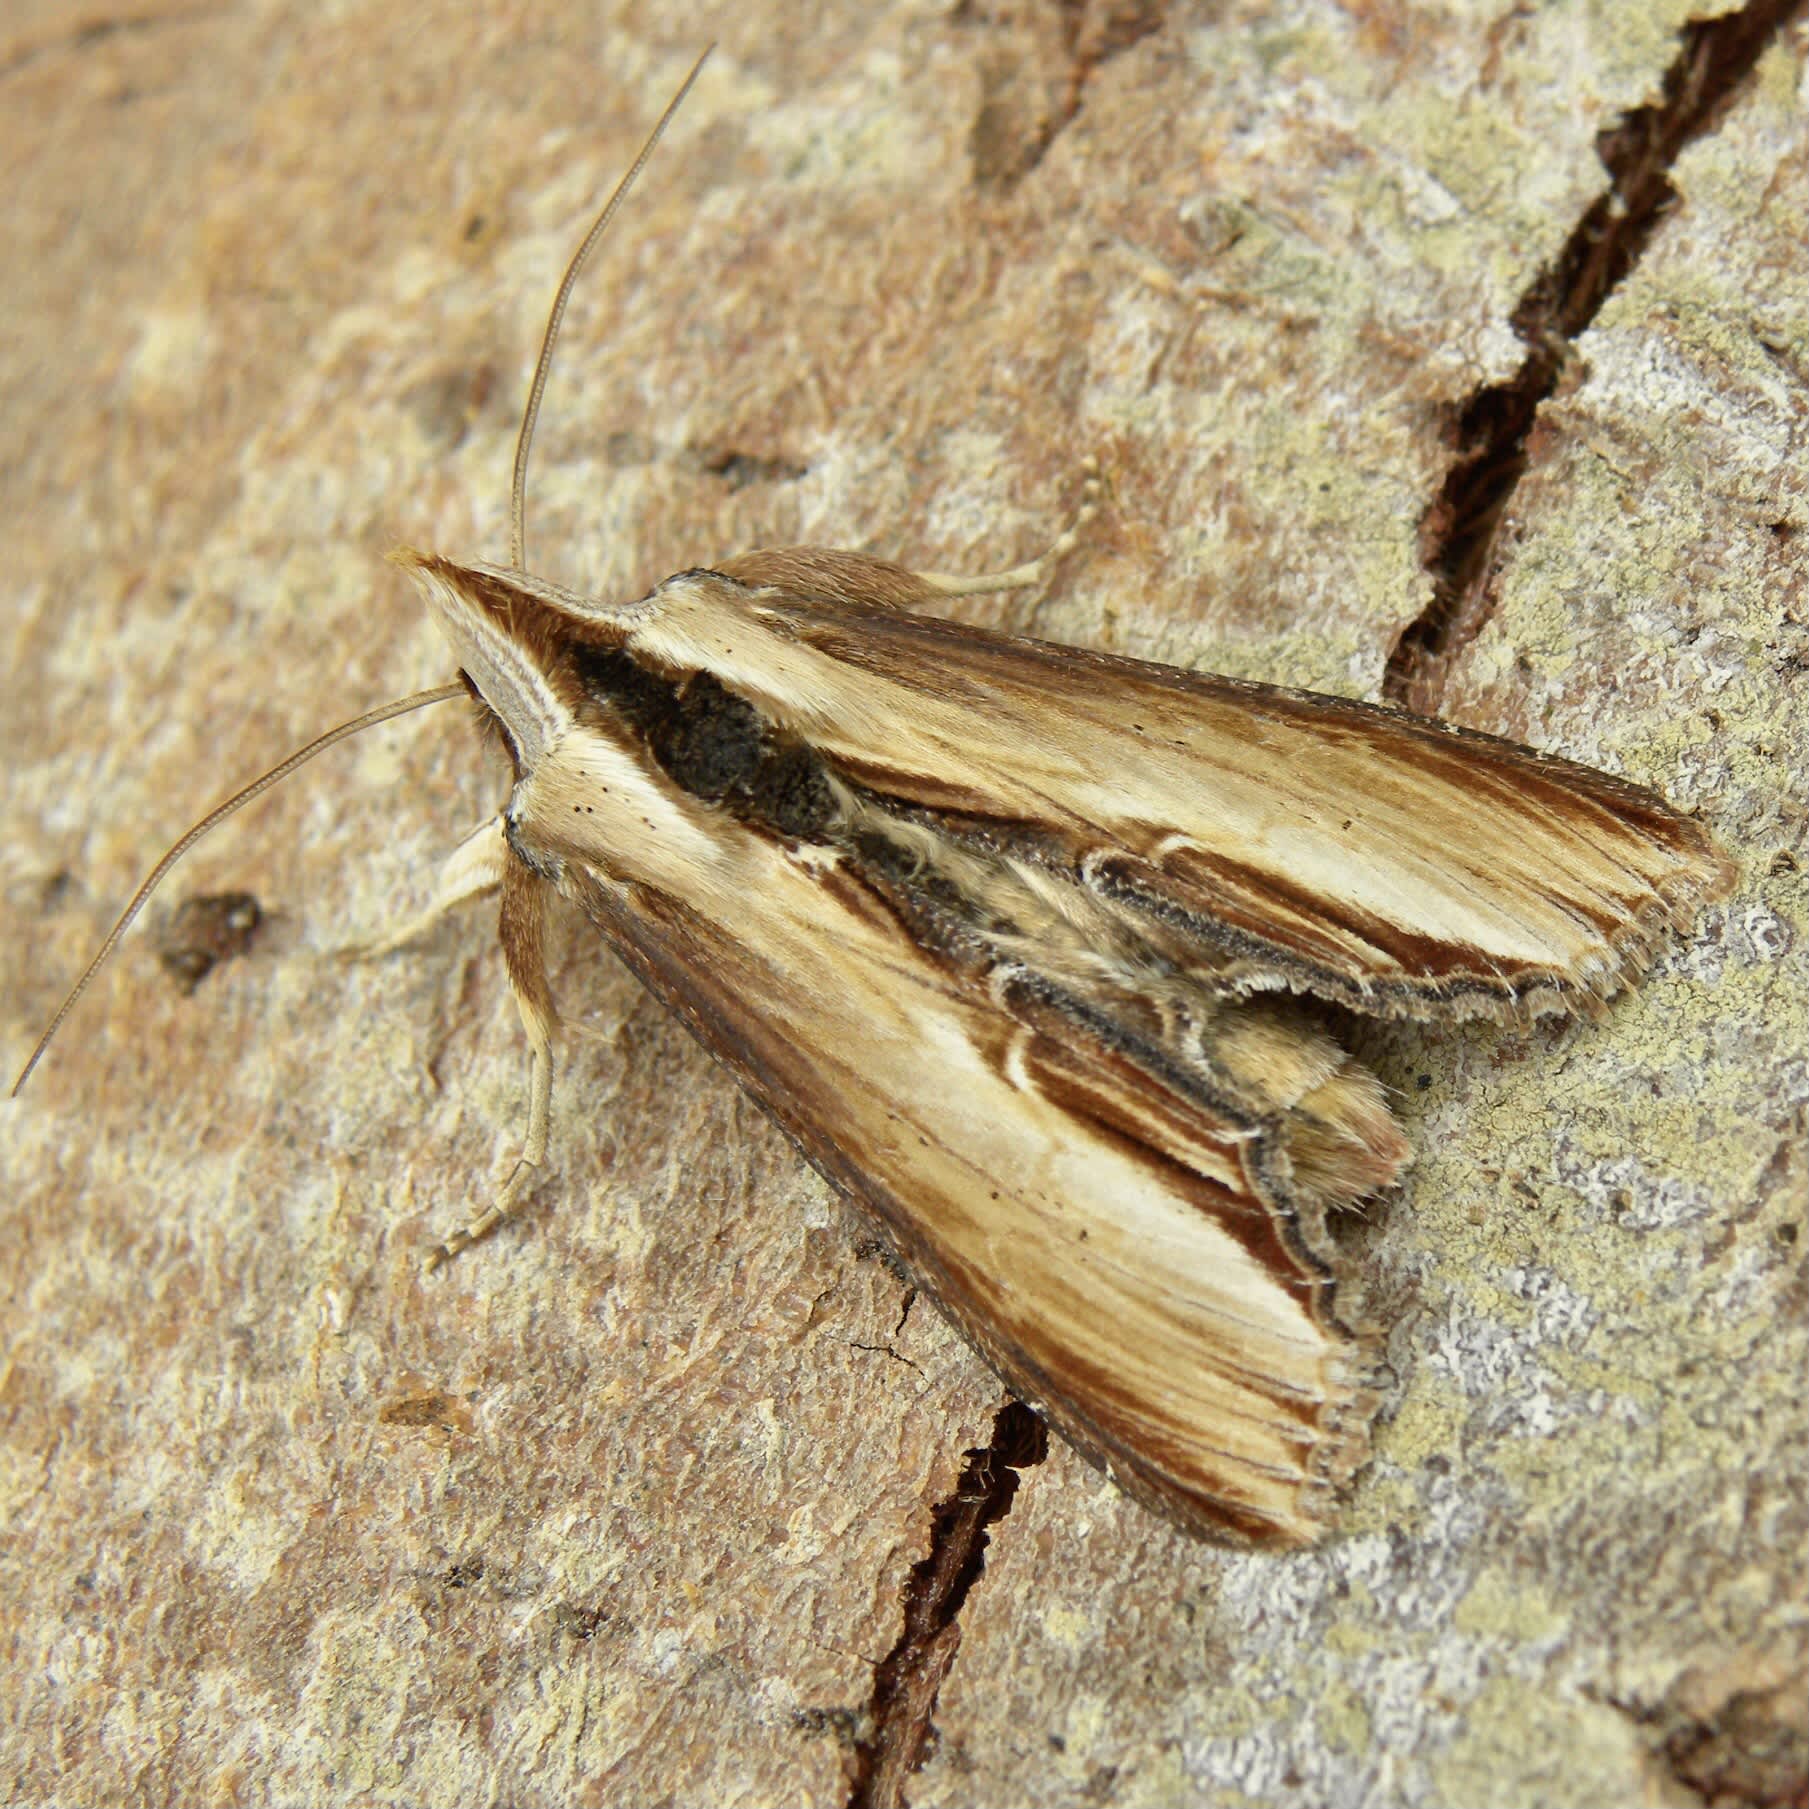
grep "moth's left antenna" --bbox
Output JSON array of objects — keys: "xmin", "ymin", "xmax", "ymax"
[
  {"xmin": 13, "ymin": 682, "xmax": 465, "ymax": 1094},
  {"xmin": 510, "ymin": 44, "xmax": 712, "ymax": 574}
]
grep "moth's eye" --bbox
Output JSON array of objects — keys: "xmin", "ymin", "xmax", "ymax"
[{"xmin": 459, "ymin": 670, "xmax": 522, "ymax": 773}]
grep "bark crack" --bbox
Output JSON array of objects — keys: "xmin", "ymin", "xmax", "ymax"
[
  {"xmin": 1596, "ymin": 1678, "xmax": 1809, "ymax": 1809},
  {"xmin": 1383, "ymin": 0, "xmax": 1806, "ymax": 713},
  {"xmin": 845, "ymin": 1402, "xmax": 1048, "ymax": 1809}
]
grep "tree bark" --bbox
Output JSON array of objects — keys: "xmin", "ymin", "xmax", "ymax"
[{"xmin": 2, "ymin": 3, "xmax": 1802, "ymax": 1805}]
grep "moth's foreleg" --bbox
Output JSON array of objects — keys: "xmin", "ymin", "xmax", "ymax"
[
  {"xmin": 343, "ymin": 816, "xmax": 506, "ymax": 959},
  {"xmin": 428, "ymin": 854, "xmax": 557, "ymax": 1268}
]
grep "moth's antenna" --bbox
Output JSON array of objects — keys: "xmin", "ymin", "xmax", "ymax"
[
  {"xmin": 13, "ymin": 682, "xmax": 466, "ymax": 1094},
  {"xmin": 510, "ymin": 45, "xmax": 712, "ymax": 574}
]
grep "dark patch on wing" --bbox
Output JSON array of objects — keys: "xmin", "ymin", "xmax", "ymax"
[
  {"xmin": 748, "ymin": 745, "xmax": 836, "ymax": 841},
  {"xmin": 572, "ymin": 645, "xmax": 835, "ymax": 841},
  {"xmin": 657, "ymin": 672, "xmax": 764, "ymax": 799},
  {"xmin": 569, "ymin": 643, "xmax": 680, "ymax": 734}
]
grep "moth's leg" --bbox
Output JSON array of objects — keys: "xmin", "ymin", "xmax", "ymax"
[
  {"xmin": 343, "ymin": 816, "xmax": 506, "ymax": 958},
  {"xmin": 912, "ymin": 457, "xmax": 1104, "ymax": 600},
  {"xmin": 428, "ymin": 857, "xmax": 557, "ymax": 1268},
  {"xmin": 713, "ymin": 459, "xmax": 1102, "ymax": 608}
]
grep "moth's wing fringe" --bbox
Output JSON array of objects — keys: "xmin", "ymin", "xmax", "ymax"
[{"xmin": 1306, "ymin": 837, "xmax": 1731, "ymax": 1029}]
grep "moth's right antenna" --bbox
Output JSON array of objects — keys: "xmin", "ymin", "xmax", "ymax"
[
  {"xmin": 510, "ymin": 45, "xmax": 713, "ymax": 574},
  {"xmin": 13, "ymin": 682, "xmax": 465, "ymax": 1095}
]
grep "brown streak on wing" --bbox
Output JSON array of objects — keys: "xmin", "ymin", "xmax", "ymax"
[
  {"xmin": 1006, "ymin": 1039, "xmax": 1348, "ymax": 1407},
  {"xmin": 990, "ymin": 986, "xmax": 1342, "ymax": 1321}
]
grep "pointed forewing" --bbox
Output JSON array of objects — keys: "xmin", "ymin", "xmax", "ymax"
[
  {"xmin": 523, "ymin": 730, "xmax": 1374, "ymax": 1545},
  {"xmin": 630, "ymin": 575, "xmax": 1731, "ymax": 1021}
]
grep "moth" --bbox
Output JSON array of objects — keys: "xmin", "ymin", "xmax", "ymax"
[{"xmin": 18, "ymin": 56, "xmax": 1733, "ymax": 1546}]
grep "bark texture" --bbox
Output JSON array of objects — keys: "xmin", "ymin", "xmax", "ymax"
[{"xmin": 1, "ymin": 2, "xmax": 1803, "ymax": 1805}]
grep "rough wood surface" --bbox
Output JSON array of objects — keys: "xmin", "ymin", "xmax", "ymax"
[{"xmin": 2, "ymin": 3, "xmax": 1803, "ymax": 1805}]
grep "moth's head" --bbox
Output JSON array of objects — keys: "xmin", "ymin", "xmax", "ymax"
[{"xmin": 393, "ymin": 550, "xmax": 611, "ymax": 772}]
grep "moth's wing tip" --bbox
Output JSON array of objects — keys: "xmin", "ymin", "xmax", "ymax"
[
  {"xmin": 1585, "ymin": 832, "xmax": 1741, "ymax": 1006},
  {"xmin": 1398, "ymin": 828, "xmax": 1740, "ymax": 1030},
  {"xmin": 1686, "ymin": 834, "xmax": 1741, "ymax": 910},
  {"xmin": 1131, "ymin": 1320, "xmax": 1389, "ymax": 1550}
]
